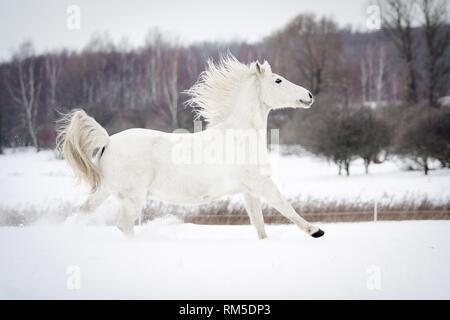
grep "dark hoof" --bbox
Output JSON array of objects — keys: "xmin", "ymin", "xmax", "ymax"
[{"xmin": 311, "ymin": 229, "xmax": 324, "ymax": 238}]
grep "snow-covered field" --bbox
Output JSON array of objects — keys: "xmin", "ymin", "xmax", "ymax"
[
  {"xmin": 0, "ymin": 148, "xmax": 449, "ymax": 299},
  {"xmin": 1, "ymin": 220, "xmax": 450, "ymax": 299}
]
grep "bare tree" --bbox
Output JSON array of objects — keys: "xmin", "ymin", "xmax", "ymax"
[
  {"xmin": 376, "ymin": 47, "xmax": 386, "ymax": 105},
  {"xmin": 0, "ymin": 112, "xmax": 3, "ymax": 154},
  {"xmin": 279, "ymin": 14, "xmax": 342, "ymax": 95},
  {"xmin": 361, "ymin": 41, "xmax": 386, "ymax": 106},
  {"xmin": 143, "ymin": 30, "xmax": 183, "ymax": 129},
  {"xmin": 162, "ymin": 48, "xmax": 181, "ymax": 129},
  {"xmin": 145, "ymin": 30, "xmax": 164, "ymax": 104},
  {"xmin": 380, "ymin": 0, "xmax": 419, "ymax": 104},
  {"xmin": 44, "ymin": 54, "xmax": 61, "ymax": 116},
  {"xmin": 185, "ymin": 47, "xmax": 200, "ymax": 84},
  {"xmin": 334, "ymin": 57, "xmax": 359, "ymax": 108},
  {"xmin": 419, "ymin": 0, "xmax": 450, "ymax": 107},
  {"xmin": 360, "ymin": 58, "xmax": 368, "ymax": 103},
  {"xmin": 6, "ymin": 42, "xmax": 42, "ymax": 151}
]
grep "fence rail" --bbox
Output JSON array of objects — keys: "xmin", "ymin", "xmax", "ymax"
[{"xmin": 183, "ymin": 210, "xmax": 450, "ymax": 224}]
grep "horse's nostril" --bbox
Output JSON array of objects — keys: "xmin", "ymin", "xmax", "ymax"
[{"xmin": 308, "ymin": 92, "xmax": 313, "ymax": 99}]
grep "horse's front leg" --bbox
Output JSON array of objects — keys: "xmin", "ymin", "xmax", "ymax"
[
  {"xmin": 243, "ymin": 193, "xmax": 267, "ymax": 240},
  {"xmin": 244, "ymin": 177, "xmax": 324, "ymax": 238}
]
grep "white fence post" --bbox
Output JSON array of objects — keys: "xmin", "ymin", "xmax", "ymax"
[{"xmin": 374, "ymin": 200, "xmax": 378, "ymax": 222}]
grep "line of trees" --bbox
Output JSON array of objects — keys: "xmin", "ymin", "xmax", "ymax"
[
  {"xmin": 0, "ymin": 32, "xmax": 261, "ymax": 150},
  {"xmin": 279, "ymin": 0, "xmax": 450, "ymax": 175},
  {"xmin": 0, "ymin": 0, "xmax": 449, "ymax": 175}
]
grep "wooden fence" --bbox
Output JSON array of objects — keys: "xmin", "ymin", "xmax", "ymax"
[{"xmin": 183, "ymin": 210, "xmax": 450, "ymax": 224}]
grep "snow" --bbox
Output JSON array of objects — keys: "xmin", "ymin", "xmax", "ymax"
[
  {"xmin": 0, "ymin": 148, "xmax": 88, "ymax": 208},
  {"xmin": 0, "ymin": 149, "xmax": 449, "ymax": 299},
  {"xmin": 1, "ymin": 219, "xmax": 449, "ymax": 299}
]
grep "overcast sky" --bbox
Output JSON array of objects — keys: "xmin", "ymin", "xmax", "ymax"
[{"xmin": 0, "ymin": 0, "xmax": 373, "ymax": 60}]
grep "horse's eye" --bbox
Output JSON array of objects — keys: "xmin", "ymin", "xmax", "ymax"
[{"xmin": 275, "ymin": 78, "xmax": 282, "ymax": 84}]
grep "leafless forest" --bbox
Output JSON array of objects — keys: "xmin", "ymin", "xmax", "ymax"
[{"xmin": 0, "ymin": 0, "xmax": 449, "ymax": 175}]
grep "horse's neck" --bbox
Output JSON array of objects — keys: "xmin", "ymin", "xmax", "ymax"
[
  {"xmin": 221, "ymin": 78, "xmax": 268, "ymax": 130},
  {"xmin": 213, "ymin": 78, "xmax": 270, "ymax": 158}
]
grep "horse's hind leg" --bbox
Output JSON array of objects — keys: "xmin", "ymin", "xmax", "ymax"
[
  {"xmin": 65, "ymin": 186, "xmax": 110, "ymax": 225},
  {"xmin": 116, "ymin": 192, "xmax": 146, "ymax": 237},
  {"xmin": 243, "ymin": 193, "xmax": 267, "ymax": 239},
  {"xmin": 79, "ymin": 186, "xmax": 110, "ymax": 214}
]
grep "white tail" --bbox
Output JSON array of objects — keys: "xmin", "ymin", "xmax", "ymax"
[{"xmin": 56, "ymin": 109, "xmax": 110, "ymax": 192}]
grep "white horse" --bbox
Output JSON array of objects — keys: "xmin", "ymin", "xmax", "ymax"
[{"xmin": 57, "ymin": 54, "xmax": 324, "ymax": 239}]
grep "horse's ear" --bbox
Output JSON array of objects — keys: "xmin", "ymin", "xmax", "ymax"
[
  {"xmin": 254, "ymin": 61, "xmax": 264, "ymax": 76},
  {"xmin": 262, "ymin": 60, "xmax": 272, "ymax": 73}
]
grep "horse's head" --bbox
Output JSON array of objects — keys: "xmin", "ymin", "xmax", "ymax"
[{"xmin": 252, "ymin": 61, "xmax": 313, "ymax": 109}]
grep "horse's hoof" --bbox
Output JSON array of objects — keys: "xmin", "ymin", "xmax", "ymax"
[
  {"xmin": 117, "ymin": 225, "xmax": 134, "ymax": 238},
  {"xmin": 311, "ymin": 229, "xmax": 324, "ymax": 238}
]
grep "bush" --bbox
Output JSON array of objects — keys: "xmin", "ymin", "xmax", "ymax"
[
  {"xmin": 394, "ymin": 107, "xmax": 450, "ymax": 174},
  {"xmin": 302, "ymin": 104, "xmax": 390, "ymax": 175},
  {"xmin": 353, "ymin": 108, "xmax": 391, "ymax": 174}
]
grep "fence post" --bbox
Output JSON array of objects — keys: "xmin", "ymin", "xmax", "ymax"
[{"xmin": 374, "ymin": 200, "xmax": 378, "ymax": 222}]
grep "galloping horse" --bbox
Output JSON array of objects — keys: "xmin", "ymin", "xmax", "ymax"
[{"xmin": 57, "ymin": 54, "xmax": 324, "ymax": 239}]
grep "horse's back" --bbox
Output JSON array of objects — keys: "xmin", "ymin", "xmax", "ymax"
[
  {"xmin": 107, "ymin": 128, "xmax": 172, "ymax": 155},
  {"xmin": 110, "ymin": 127, "xmax": 164, "ymax": 143}
]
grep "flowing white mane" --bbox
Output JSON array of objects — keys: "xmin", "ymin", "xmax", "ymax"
[{"xmin": 184, "ymin": 54, "xmax": 253, "ymax": 126}]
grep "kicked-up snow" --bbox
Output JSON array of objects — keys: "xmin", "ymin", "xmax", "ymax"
[{"xmin": 0, "ymin": 219, "xmax": 449, "ymax": 299}]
